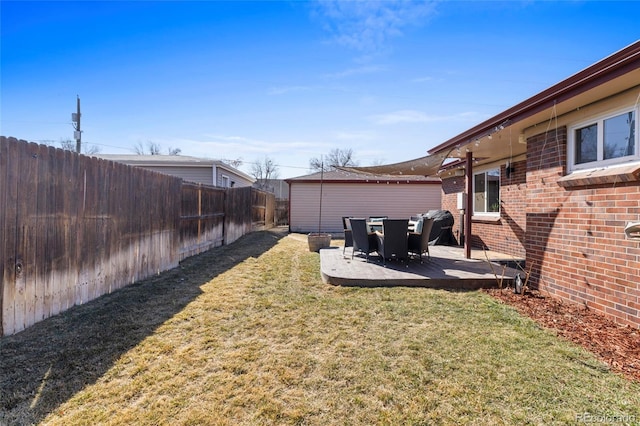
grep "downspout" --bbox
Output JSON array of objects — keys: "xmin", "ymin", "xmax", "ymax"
[{"xmin": 465, "ymin": 151, "xmax": 473, "ymax": 259}]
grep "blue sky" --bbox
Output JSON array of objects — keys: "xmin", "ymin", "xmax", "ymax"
[{"xmin": 1, "ymin": 1, "xmax": 639, "ymax": 178}]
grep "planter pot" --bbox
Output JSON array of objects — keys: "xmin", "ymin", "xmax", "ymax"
[{"xmin": 308, "ymin": 233, "xmax": 332, "ymax": 252}]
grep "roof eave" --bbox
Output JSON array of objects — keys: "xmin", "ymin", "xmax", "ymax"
[{"xmin": 428, "ymin": 40, "xmax": 640, "ymax": 155}]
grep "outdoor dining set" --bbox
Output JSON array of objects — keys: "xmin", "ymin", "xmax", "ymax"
[{"xmin": 342, "ymin": 215, "xmax": 435, "ymax": 266}]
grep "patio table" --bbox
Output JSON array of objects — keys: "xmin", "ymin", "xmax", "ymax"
[
  {"xmin": 368, "ymin": 221, "xmax": 416, "ymax": 235},
  {"xmin": 366, "ymin": 221, "xmax": 384, "ymax": 233}
]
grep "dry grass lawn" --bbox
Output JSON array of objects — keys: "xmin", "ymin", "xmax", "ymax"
[{"xmin": 1, "ymin": 228, "xmax": 639, "ymax": 425}]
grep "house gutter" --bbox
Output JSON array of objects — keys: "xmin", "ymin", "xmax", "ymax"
[{"xmin": 428, "ymin": 40, "xmax": 640, "ymax": 155}]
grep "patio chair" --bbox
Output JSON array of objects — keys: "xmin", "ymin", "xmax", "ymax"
[
  {"xmin": 350, "ymin": 218, "xmax": 379, "ymax": 262},
  {"xmin": 408, "ymin": 217, "xmax": 435, "ymax": 263},
  {"xmin": 342, "ymin": 216, "xmax": 353, "ymax": 255},
  {"xmin": 376, "ymin": 219, "xmax": 409, "ymax": 266}
]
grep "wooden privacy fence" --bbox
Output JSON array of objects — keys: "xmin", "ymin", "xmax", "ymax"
[
  {"xmin": 275, "ymin": 199, "xmax": 289, "ymax": 226},
  {"xmin": 0, "ymin": 137, "xmax": 275, "ymax": 336},
  {"xmin": 180, "ymin": 183, "xmax": 225, "ymax": 260}
]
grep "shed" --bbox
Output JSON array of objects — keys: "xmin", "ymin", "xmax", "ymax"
[{"xmin": 285, "ymin": 169, "xmax": 441, "ymax": 234}]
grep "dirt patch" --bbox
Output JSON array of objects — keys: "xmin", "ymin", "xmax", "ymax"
[{"xmin": 484, "ymin": 288, "xmax": 640, "ymax": 383}]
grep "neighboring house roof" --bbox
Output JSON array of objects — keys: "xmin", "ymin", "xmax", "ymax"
[
  {"xmin": 285, "ymin": 169, "xmax": 441, "ymax": 184},
  {"xmin": 96, "ymin": 154, "xmax": 255, "ymax": 182}
]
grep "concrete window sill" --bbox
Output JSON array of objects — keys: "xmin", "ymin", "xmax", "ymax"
[
  {"xmin": 472, "ymin": 215, "xmax": 501, "ymax": 224},
  {"xmin": 558, "ymin": 164, "xmax": 640, "ymax": 188}
]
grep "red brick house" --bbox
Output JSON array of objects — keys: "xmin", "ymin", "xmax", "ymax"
[
  {"xmin": 438, "ymin": 41, "xmax": 640, "ymax": 328},
  {"xmin": 351, "ymin": 41, "xmax": 640, "ymax": 328}
]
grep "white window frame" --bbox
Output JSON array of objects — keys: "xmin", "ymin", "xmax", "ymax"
[
  {"xmin": 221, "ymin": 174, "xmax": 230, "ymax": 188},
  {"xmin": 473, "ymin": 166, "xmax": 500, "ymax": 217},
  {"xmin": 568, "ymin": 105, "xmax": 639, "ymax": 172}
]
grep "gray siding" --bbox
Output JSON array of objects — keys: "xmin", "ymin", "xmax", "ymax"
[
  {"xmin": 289, "ymin": 182, "xmax": 442, "ymax": 233},
  {"xmin": 141, "ymin": 166, "xmax": 213, "ymax": 185},
  {"xmin": 216, "ymin": 169, "xmax": 254, "ymax": 188}
]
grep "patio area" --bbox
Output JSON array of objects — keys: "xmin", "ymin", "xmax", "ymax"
[{"xmin": 321, "ymin": 244, "xmax": 525, "ymax": 290}]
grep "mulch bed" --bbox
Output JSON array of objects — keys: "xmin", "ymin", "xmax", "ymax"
[{"xmin": 484, "ymin": 288, "xmax": 640, "ymax": 383}]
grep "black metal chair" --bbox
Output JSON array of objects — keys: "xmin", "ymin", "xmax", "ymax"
[
  {"xmin": 376, "ymin": 219, "xmax": 409, "ymax": 266},
  {"xmin": 350, "ymin": 218, "xmax": 378, "ymax": 262},
  {"xmin": 342, "ymin": 216, "xmax": 353, "ymax": 255},
  {"xmin": 408, "ymin": 217, "xmax": 435, "ymax": 262}
]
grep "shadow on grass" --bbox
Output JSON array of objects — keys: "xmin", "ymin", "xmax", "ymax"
[{"xmin": 0, "ymin": 228, "xmax": 287, "ymax": 424}]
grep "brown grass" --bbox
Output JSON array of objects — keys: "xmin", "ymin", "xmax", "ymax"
[{"xmin": 2, "ymin": 228, "xmax": 639, "ymax": 425}]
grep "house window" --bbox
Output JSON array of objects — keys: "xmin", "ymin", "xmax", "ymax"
[
  {"xmin": 221, "ymin": 175, "xmax": 230, "ymax": 187},
  {"xmin": 473, "ymin": 168, "xmax": 500, "ymax": 215},
  {"xmin": 569, "ymin": 107, "xmax": 638, "ymax": 171}
]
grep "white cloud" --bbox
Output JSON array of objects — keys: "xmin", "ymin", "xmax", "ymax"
[
  {"xmin": 156, "ymin": 134, "xmax": 330, "ymax": 178},
  {"xmin": 322, "ymin": 64, "xmax": 386, "ymax": 79},
  {"xmin": 370, "ymin": 110, "xmax": 483, "ymax": 125},
  {"xmin": 334, "ymin": 130, "xmax": 375, "ymax": 141},
  {"xmin": 201, "ymin": 135, "xmax": 316, "ymax": 152},
  {"xmin": 411, "ymin": 76, "xmax": 435, "ymax": 83},
  {"xmin": 157, "ymin": 134, "xmax": 319, "ymax": 159},
  {"xmin": 267, "ymin": 85, "xmax": 315, "ymax": 95},
  {"xmin": 313, "ymin": 0, "xmax": 439, "ymax": 53}
]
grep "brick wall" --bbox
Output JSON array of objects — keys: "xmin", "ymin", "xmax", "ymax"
[
  {"xmin": 441, "ymin": 160, "xmax": 526, "ymax": 257},
  {"xmin": 526, "ymin": 127, "xmax": 640, "ymax": 328},
  {"xmin": 441, "ymin": 176, "xmax": 465, "ymax": 244},
  {"xmin": 473, "ymin": 160, "xmax": 526, "ymax": 257}
]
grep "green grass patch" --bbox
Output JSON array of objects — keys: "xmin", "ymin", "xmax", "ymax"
[{"xmin": 2, "ymin": 230, "xmax": 639, "ymax": 425}]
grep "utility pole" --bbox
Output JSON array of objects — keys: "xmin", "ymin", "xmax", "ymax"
[{"xmin": 72, "ymin": 95, "xmax": 82, "ymax": 153}]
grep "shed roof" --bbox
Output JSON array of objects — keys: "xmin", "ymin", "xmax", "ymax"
[{"xmin": 285, "ymin": 168, "xmax": 440, "ymax": 184}]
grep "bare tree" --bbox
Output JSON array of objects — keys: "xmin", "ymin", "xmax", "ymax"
[
  {"xmin": 59, "ymin": 138, "xmax": 100, "ymax": 155},
  {"xmin": 251, "ymin": 156, "xmax": 280, "ymax": 191},
  {"xmin": 132, "ymin": 141, "xmax": 162, "ymax": 155},
  {"xmin": 148, "ymin": 142, "xmax": 161, "ymax": 155},
  {"xmin": 223, "ymin": 157, "xmax": 243, "ymax": 168},
  {"xmin": 309, "ymin": 148, "xmax": 358, "ymax": 172},
  {"xmin": 132, "ymin": 141, "xmax": 146, "ymax": 155},
  {"xmin": 167, "ymin": 146, "xmax": 181, "ymax": 155}
]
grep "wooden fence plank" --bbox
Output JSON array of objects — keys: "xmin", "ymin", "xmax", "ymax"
[
  {"xmin": 0, "ymin": 138, "xmax": 10, "ymax": 334},
  {"xmin": 0, "ymin": 138, "xmax": 6, "ymax": 334},
  {"xmin": 67, "ymin": 149, "xmax": 80, "ymax": 310},
  {"xmin": 50, "ymin": 147, "xmax": 66, "ymax": 317},
  {"xmin": 16, "ymin": 142, "xmax": 39, "ymax": 330},
  {"xmin": 2, "ymin": 139, "xmax": 19, "ymax": 335},
  {"xmin": 43, "ymin": 145, "xmax": 57, "ymax": 320},
  {"xmin": 34, "ymin": 144, "xmax": 50, "ymax": 322},
  {"xmin": 95, "ymin": 158, "xmax": 108, "ymax": 295},
  {"xmin": 85, "ymin": 159, "xmax": 98, "ymax": 302}
]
